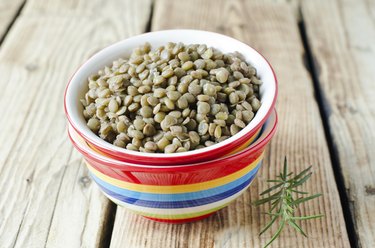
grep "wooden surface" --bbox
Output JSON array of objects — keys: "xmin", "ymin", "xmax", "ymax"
[
  {"xmin": 301, "ymin": 0, "xmax": 375, "ymax": 247},
  {"xmin": 109, "ymin": 1, "xmax": 349, "ymax": 247},
  {"xmin": 0, "ymin": 0, "xmax": 373, "ymax": 247},
  {"xmin": 0, "ymin": 0, "xmax": 151, "ymax": 247},
  {"xmin": 0, "ymin": 0, "xmax": 24, "ymax": 39}
]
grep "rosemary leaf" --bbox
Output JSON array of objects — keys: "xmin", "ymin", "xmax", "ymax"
[
  {"xmin": 254, "ymin": 157, "xmax": 323, "ymax": 248},
  {"xmin": 292, "ymin": 193, "xmax": 322, "ymax": 205}
]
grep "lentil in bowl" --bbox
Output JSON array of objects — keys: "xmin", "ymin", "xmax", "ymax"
[{"xmin": 81, "ymin": 42, "xmax": 263, "ymax": 153}]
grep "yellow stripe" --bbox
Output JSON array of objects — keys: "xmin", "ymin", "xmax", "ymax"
[
  {"xmin": 73, "ymin": 129, "xmax": 110, "ymax": 157},
  {"xmin": 86, "ymin": 152, "xmax": 263, "ymax": 194}
]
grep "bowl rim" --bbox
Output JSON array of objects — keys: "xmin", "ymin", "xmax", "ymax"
[
  {"xmin": 64, "ymin": 29, "xmax": 278, "ymax": 159},
  {"xmin": 68, "ymin": 109, "xmax": 277, "ymax": 169}
]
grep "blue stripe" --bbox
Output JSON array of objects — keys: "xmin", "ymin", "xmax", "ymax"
[
  {"xmin": 90, "ymin": 162, "xmax": 262, "ymax": 202},
  {"xmin": 254, "ymin": 124, "xmax": 264, "ymax": 141},
  {"xmin": 99, "ymin": 172, "xmax": 257, "ymax": 208}
]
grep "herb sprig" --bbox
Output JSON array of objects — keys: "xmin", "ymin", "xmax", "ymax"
[{"xmin": 254, "ymin": 157, "xmax": 324, "ymax": 248}]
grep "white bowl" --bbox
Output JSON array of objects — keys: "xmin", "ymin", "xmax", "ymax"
[{"xmin": 64, "ymin": 29, "xmax": 277, "ymax": 165}]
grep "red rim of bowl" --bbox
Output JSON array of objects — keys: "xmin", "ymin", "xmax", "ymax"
[
  {"xmin": 67, "ymin": 109, "xmax": 278, "ymax": 172},
  {"xmin": 64, "ymin": 29, "xmax": 278, "ymax": 164}
]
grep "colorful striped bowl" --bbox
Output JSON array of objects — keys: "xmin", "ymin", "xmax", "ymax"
[
  {"xmin": 64, "ymin": 30, "xmax": 278, "ymax": 165},
  {"xmin": 68, "ymin": 110, "xmax": 277, "ymax": 223}
]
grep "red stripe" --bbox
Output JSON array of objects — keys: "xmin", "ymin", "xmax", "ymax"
[
  {"xmin": 86, "ymin": 150, "xmax": 263, "ymax": 185},
  {"xmin": 143, "ymin": 212, "xmax": 216, "ymax": 223}
]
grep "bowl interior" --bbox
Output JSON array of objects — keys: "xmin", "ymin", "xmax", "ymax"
[{"xmin": 65, "ymin": 29, "xmax": 277, "ymax": 159}]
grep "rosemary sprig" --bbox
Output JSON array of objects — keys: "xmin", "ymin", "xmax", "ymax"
[{"xmin": 254, "ymin": 157, "xmax": 324, "ymax": 248}]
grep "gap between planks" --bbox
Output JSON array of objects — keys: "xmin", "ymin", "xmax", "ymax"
[
  {"xmin": 297, "ymin": 11, "xmax": 358, "ymax": 248},
  {"xmin": 300, "ymin": 0, "xmax": 375, "ymax": 246},
  {"xmin": 0, "ymin": 0, "xmax": 26, "ymax": 46}
]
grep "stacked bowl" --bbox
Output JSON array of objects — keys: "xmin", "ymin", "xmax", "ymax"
[{"xmin": 64, "ymin": 30, "xmax": 278, "ymax": 223}]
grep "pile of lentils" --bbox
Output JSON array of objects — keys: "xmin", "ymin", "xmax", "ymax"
[{"xmin": 81, "ymin": 42, "xmax": 262, "ymax": 153}]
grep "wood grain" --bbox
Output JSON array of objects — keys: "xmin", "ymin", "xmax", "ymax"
[
  {"xmin": 0, "ymin": 0, "xmax": 24, "ymax": 40},
  {"xmin": 110, "ymin": 1, "xmax": 350, "ymax": 247},
  {"xmin": 301, "ymin": 0, "xmax": 375, "ymax": 246},
  {"xmin": 0, "ymin": 0, "xmax": 151, "ymax": 247}
]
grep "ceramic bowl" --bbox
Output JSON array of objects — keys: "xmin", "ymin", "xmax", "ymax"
[
  {"xmin": 64, "ymin": 29, "xmax": 277, "ymax": 165},
  {"xmin": 68, "ymin": 110, "xmax": 277, "ymax": 223}
]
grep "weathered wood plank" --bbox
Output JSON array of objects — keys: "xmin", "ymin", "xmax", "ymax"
[
  {"xmin": 0, "ymin": 0, "xmax": 151, "ymax": 247},
  {"xmin": 110, "ymin": 1, "xmax": 350, "ymax": 247},
  {"xmin": 0, "ymin": 0, "xmax": 24, "ymax": 40},
  {"xmin": 301, "ymin": 0, "xmax": 375, "ymax": 246}
]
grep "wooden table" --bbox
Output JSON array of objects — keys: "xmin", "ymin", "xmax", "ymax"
[{"xmin": 1, "ymin": 0, "xmax": 374, "ymax": 247}]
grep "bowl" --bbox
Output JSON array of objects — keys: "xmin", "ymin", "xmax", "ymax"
[
  {"xmin": 68, "ymin": 109, "xmax": 277, "ymax": 223},
  {"xmin": 64, "ymin": 29, "xmax": 278, "ymax": 165}
]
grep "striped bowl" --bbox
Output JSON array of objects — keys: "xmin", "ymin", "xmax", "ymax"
[{"xmin": 67, "ymin": 110, "xmax": 277, "ymax": 223}]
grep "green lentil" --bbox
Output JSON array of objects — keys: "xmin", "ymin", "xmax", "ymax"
[
  {"xmin": 189, "ymin": 131, "xmax": 200, "ymax": 146},
  {"xmin": 234, "ymin": 118, "xmax": 246, "ymax": 128},
  {"xmin": 205, "ymin": 141, "xmax": 215, "ymax": 147},
  {"xmin": 229, "ymin": 92, "xmax": 239, "ymax": 104},
  {"xmin": 242, "ymin": 110, "xmax": 254, "ymax": 122},
  {"xmin": 197, "ymin": 102, "xmax": 210, "ymax": 114},
  {"xmin": 216, "ymin": 68, "xmax": 229, "ymax": 83},
  {"xmin": 197, "ymin": 95, "xmax": 210, "ymax": 102},
  {"xmin": 177, "ymin": 96, "xmax": 188, "ymax": 109},
  {"xmin": 164, "ymin": 98, "xmax": 175, "ymax": 110},
  {"xmin": 176, "ymin": 147, "xmax": 187, "ymax": 153},
  {"xmin": 126, "ymin": 144, "xmax": 139, "ymax": 151},
  {"xmin": 153, "ymin": 75, "xmax": 165, "ymax": 85},
  {"xmin": 178, "ymin": 52, "xmax": 190, "ymax": 62},
  {"xmin": 143, "ymin": 123, "xmax": 156, "ymax": 136},
  {"xmin": 133, "ymin": 119, "xmax": 145, "ymax": 130},
  {"xmin": 154, "ymin": 88, "xmax": 166, "ymax": 98},
  {"xmin": 124, "ymin": 95, "xmax": 133, "ymax": 106},
  {"xmin": 116, "ymin": 120, "xmax": 127, "ymax": 133},
  {"xmin": 128, "ymin": 103, "xmax": 140, "ymax": 112},
  {"xmin": 215, "ymin": 112, "xmax": 228, "ymax": 120},
  {"xmin": 133, "ymin": 95, "xmax": 142, "ymax": 103},
  {"xmin": 147, "ymin": 96, "xmax": 159, "ymax": 106},
  {"xmin": 182, "ymin": 61, "xmax": 194, "ymax": 71},
  {"xmin": 230, "ymin": 124, "xmax": 240, "ymax": 135},
  {"xmin": 194, "ymin": 59, "xmax": 206, "ymax": 69},
  {"xmin": 132, "ymin": 138, "xmax": 142, "ymax": 147},
  {"xmin": 87, "ymin": 118, "xmax": 100, "ymax": 132},
  {"xmin": 251, "ymin": 98, "xmax": 261, "ymax": 111},
  {"xmin": 167, "ymin": 91, "xmax": 181, "ymax": 101},
  {"xmin": 183, "ymin": 93, "xmax": 196, "ymax": 103},
  {"xmin": 162, "ymin": 68, "xmax": 174, "ymax": 78},
  {"xmin": 188, "ymin": 83, "xmax": 202, "ymax": 96},
  {"xmin": 157, "ymin": 137, "xmax": 170, "ymax": 151},
  {"xmin": 114, "ymin": 139, "xmax": 126, "ymax": 148},
  {"xmin": 198, "ymin": 121, "xmax": 209, "ymax": 135},
  {"xmin": 169, "ymin": 111, "xmax": 182, "ymax": 119},
  {"xmin": 144, "ymin": 141, "xmax": 157, "ymax": 151},
  {"xmin": 138, "ymin": 85, "xmax": 151, "ymax": 94},
  {"xmin": 164, "ymin": 144, "xmax": 178, "ymax": 153},
  {"xmin": 140, "ymin": 106, "xmax": 153, "ymax": 117}
]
